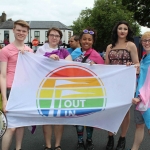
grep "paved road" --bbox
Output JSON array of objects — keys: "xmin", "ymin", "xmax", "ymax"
[{"xmin": 0, "ymin": 105, "xmax": 150, "ymax": 150}]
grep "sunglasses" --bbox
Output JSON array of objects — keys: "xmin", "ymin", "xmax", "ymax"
[{"xmin": 83, "ymin": 29, "xmax": 94, "ymax": 35}]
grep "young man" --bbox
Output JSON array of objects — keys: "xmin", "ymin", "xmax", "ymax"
[
  {"xmin": 67, "ymin": 35, "xmax": 80, "ymax": 54},
  {"xmin": 0, "ymin": 20, "xmax": 33, "ymax": 150},
  {"xmin": 128, "ymin": 31, "xmax": 150, "ymax": 150}
]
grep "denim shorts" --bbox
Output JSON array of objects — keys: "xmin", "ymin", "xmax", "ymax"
[{"xmin": 134, "ymin": 104, "xmax": 145, "ymax": 124}]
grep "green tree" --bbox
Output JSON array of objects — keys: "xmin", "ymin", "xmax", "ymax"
[
  {"xmin": 122, "ymin": 0, "xmax": 150, "ymax": 27},
  {"xmin": 72, "ymin": 0, "xmax": 140, "ymax": 52},
  {"xmin": 71, "ymin": 8, "xmax": 92, "ymax": 35}
]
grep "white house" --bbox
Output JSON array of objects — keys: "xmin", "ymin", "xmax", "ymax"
[{"xmin": 0, "ymin": 20, "xmax": 73, "ymax": 45}]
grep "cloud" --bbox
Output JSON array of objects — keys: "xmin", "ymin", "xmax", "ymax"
[
  {"xmin": 141, "ymin": 26, "xmax": 150, "ymax": 34},
  {"xmin": 0, "ymin": 0, "xmax": 94, "ymax": 25}
]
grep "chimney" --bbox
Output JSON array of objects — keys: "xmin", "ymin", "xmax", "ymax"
[{"xmin": 2, "ymin": 11, "xmax": 6, "ymax": 22}]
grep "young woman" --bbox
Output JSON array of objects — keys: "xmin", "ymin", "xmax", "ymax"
[
  {"xmin": 36, "ymin": 27, "xmax": 72, "ymax": 150},
  {"xmin": 128, "ymin": 31, "xmax": 150, "ymax": 150},
  {"xmin": 105, "ymin": 21, "xmax": 139, "ymax": 150},
  {"xmin": 71, "ymin": 28, "xmax": 104, "ymax": 150}
]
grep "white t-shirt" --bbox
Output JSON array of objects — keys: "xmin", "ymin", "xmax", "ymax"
[{"xmin": 36, "ymin": 43, "xmax": 58, "ymax": 55}]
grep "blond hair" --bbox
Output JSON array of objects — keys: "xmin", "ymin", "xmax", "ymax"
[
  {"xmin": 141, "ymin": 31, "xmax": 150, "ymax": 40},
  {"xmin": 13, "ymin": 20, "xmax": 30, "ymax": 30}
]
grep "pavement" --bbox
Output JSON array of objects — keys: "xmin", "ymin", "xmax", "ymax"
[{"xmin": 0, "ymin": 105, "xmax": 150, "ymax": 150}]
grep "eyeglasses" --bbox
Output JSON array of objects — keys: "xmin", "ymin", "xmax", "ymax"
[
  {"xmin": 141, "ymin": 39, "xmax": 150, "ymax": 44},
  {"xmin": 49, "ymin": 34, "xmax": 60, "ymax": 38},
  {"xmin": 83, "ymin": 29, "xmax": 94, "ymax": 35}
]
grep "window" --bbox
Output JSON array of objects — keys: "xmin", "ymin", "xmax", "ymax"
[
  {"xmin": 68, "ymin": 31, "xmax": 71, "ymax": 40},
  {"xmin": 34, "ymin": 31, "xmax": 40, "ymax": 41},
  {"xmin": 4, "ymin": 31, "xmax": 9, "ymax": 45}
]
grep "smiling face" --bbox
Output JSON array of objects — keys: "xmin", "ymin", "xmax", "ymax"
[
  {"xmin": 48, "ymin": 30, "xmax": 61, "ymax": 48},
  {"xmin": 141, "ymin": 37, "xmax": 150, "ymax": 54},
  {"xmin": 80, "ymin": 34, "xmax": 93, "ymax": 51},
  {"xmin": 141, "ymin": 32, "xmax": 150, "ymax": 54},
  {"xmin": 117, "ymin": 24, "xmax": 128, "ymax": 39},
  {"xmin": 13, "ymin": 24, "xmax": 28, "ymax": 42}
]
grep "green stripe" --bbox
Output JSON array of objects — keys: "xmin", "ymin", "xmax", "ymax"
[
  {"xmin": 39, "ymin": 99, "xmax": 52, "ymax": 108},
  {"xmin": 55, "ymin": 98, "xmax": 104, "ymax": 108},
  {"xmin": 38, "ymin": 98, "xmax": 104, "ymax": 109}
]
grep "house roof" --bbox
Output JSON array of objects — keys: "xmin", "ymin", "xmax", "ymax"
[
  {"xmin": 0, "ymin": 21, "xmax": 72, "ymax": 30},
  {"xmin": 0, "ymin": 21, "xmax": 14, "ymax": 29}
]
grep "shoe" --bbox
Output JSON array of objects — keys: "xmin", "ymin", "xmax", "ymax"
[
  {"xmin": 86, "ymin": 139, "xmax": 94, "ymax": 150},
  {"xmin": 115, "ymin": 137, "xmax": 126, "ymax": 150},
  {"xmin": 54, "ymin": 146, "xmax": 61, "ymax": 150},
  {"xmin": 77, "ymin": 141, "xmax": 85, "ymax": 150},
  {"xmin": 106, "ymin": 136, "xmax": 114, "ymax": 150},
  {"xmin": 44, "ymin": 147, "xmax": 53, "ymax": 150}
]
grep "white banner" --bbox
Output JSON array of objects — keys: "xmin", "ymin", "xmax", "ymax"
[{"xmin": 6, "ymin": 52, "xmax": 136, "ymax": 133}]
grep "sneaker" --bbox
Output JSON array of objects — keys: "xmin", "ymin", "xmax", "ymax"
[
  {"xmin": 115, "ymin": 137, "xmax": 126, "ymax": 150},
  {"xmin": 106, "ymin": 136, "xmax": 114, "ymax": 150},
  {"xmin": 77, "ymin": 142, "xmax": 85, "ymax": 150},
  {"xmin": 86, "ymin": 139, "xmax": 94, "ymax": 150}
]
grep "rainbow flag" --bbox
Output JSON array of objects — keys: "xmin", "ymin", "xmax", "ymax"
[
  {"xmin": 6, "ymin": 53, "xmax": 136, "ymax": 133},
  {"xmin": 136, "ymin": 53, "xmax": 150, "ymax": 129}
]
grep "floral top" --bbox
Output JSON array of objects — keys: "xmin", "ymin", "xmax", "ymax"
[{"xmin": 108, "ymin": 49, "xmax": 131, "ymax": 65}]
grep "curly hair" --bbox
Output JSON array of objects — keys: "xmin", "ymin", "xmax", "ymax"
[
  {"xmin": 111, "ymin": 21, "xmax": 134, "ymax": 48},
  {"xmin": 79, "ymin": 27, "xmax": 97, "ymax": 44}
]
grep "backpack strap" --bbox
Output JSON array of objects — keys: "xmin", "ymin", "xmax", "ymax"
[{"xmin": 81, "ymin": 54, "xmax": 91, "ymax": 63}]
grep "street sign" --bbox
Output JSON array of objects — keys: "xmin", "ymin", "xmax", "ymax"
[{"xmin": 32, "ymin": 38, "xmax": 39, "ymax": 46}]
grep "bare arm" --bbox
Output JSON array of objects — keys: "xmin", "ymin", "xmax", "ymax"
[
  {"xmin": 0, "ymin": 62, "xmax": 7, "ymax": 113},
  {"xmin": 105, "ymin": 44, "xmax": 111, "ymax": 64},
  {"xmin": 127, "ymin": 42, "xmax": 140, "ymax": 73},
  {"xmin": 129, "ymin": 42, "xmax": 139, "ymax": 64},
  {"xmin": 65, "ymin": 55, "xmax": 72, "ymax": 61}
]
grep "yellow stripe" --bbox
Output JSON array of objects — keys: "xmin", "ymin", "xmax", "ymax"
[
  {"xmin": 42, "ymin": 78, "xmax": 101, "ymax": 88},
  {"xmin": 38, "ymin": 88, "xmax": 104, "ymax": 99}
]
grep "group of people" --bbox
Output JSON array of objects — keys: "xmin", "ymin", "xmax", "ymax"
[{"xmin": 0, "ymin": 19, "xmax": 149, "ymax": 150}]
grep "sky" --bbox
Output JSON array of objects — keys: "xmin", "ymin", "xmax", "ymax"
[
  {"xmin": 0, "ymin": 0, "xmax": 150, "ymax": 34},
  {"xmin": 1, "ymin": 0, "xmax": 95, "ymax": 26}
]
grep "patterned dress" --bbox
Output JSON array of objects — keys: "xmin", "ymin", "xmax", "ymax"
[{"xmin": 108, "ymin": 49, "xmax": 131, "ymax": 65}]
